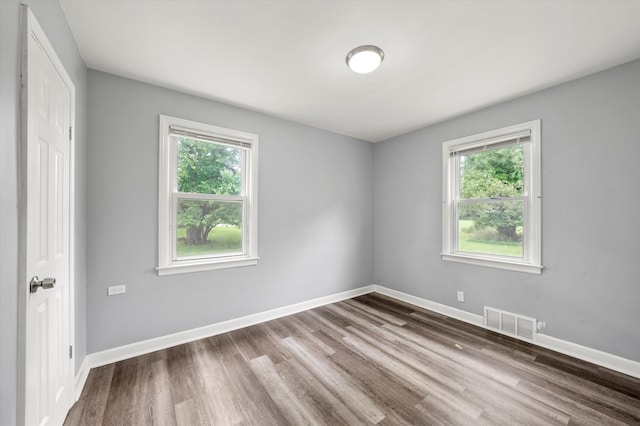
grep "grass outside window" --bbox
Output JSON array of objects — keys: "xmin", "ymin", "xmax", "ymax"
[
  {"xmin": 458, "ymin": 219, "xmax": 523, "ymax": 257},
  {"xmin": 176, "ymin": 225, "xmax": 242, "ymax": 257}
]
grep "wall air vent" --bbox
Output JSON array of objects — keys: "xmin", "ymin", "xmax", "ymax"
[{"xmin": 484, "ymin": 306, "xmax": 537, "ymax": 342}]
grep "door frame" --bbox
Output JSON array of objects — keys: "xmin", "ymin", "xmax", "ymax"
[{"xmin": 17, "ymin": 5, "xmax": 76, "ymax": 424}]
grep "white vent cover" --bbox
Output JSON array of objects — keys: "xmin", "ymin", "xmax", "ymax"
[{"xmin": 484, "ymin": 306, "xmax": 537, "ymax": 341}]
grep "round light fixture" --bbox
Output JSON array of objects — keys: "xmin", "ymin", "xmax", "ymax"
[{"xmin": 346, "ymin": 45, "xmax": 384, "ymax": 74}]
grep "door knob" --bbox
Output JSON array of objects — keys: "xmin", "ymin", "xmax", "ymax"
[{"xmin": 30, "ymin": 276, "xmax": 56, "ymax": 293}]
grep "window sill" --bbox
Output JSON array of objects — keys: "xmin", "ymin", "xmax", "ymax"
[
  {"xmin": 441, "ymin": 253, "xmax": 542, "ymax": 275},
  {"xmin": 157, "ymin": 257, "xmax": 259, "ymax": 276}
]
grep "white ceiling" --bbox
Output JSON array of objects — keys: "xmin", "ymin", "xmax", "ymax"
[{"xmin": 60, "ymin": 0, "xmax": 640, "ymax": 142}]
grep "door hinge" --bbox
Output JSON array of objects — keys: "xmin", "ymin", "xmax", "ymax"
[
  {"xmin": 69, "ymin": 345, "xmax": 73, "ymax": 359},
  {"xmin": 69, "ymin": 126, "xmax": 72, "ymax": 141}
]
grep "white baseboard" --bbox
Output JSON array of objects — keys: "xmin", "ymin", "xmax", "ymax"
[
  {"xmin": 372, "ymin": 285, "xmax": 640, "ymax": 379},
  {"xmin": 88, "ymin": 285, "xmax": 375, "ymax": 368},
  {"xmin": 82, "ymin": 283, "xmax": 640, "ymax": 383},
  {"xmin": 74, "ymin": 356, "xmax": 90, "ymax": 401},
  {"xmin": 371, "ymin": 285, "xmax": 484, "ymax": 327},
  {"xmin": 535, "ymin": 333, "xmax": 640, "ymax": 379}
]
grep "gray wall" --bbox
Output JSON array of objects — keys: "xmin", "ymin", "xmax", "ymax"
[
  {"xmin": 0, "ymin": 1, "xmax": 87, "ymax": 424},
  {"xmin": 374, "ymin": 58, "xmax": 640, "ymax": 362},
  {"xmin": 86, "ymin": 70, "xmax": 374, "ymax": 353}
]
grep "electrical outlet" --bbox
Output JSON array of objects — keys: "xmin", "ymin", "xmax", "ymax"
[
  {"xmin": 457, "ymin": 291, "xmax": 464, "ymax": 302},
  {"xmin": 107, "ymin": 285, "xmax": 126, "ymax": 296}
]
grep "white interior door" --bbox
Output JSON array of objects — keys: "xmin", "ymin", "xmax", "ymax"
[{"xmin": 21, "ymin": 7, "xmax": 75, "ymax": 426}]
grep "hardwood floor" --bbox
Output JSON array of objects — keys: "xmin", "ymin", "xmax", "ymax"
[{"xmin": 65, "ymin": 293, "xmax": 640, "ymax": 425}]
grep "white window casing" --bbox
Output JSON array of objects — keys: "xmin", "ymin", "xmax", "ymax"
[
  {"xmin": 158, "ymin": 115, "xmax": 258, "ymax": 275},
  {"xmin": 441, "ymin": 120, "xmax": 542, "ymax": 274}
]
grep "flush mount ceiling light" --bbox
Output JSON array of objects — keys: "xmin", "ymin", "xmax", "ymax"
[{"xmin": 346, "ymin": 45, "xmax": 384, "ymax": 74}]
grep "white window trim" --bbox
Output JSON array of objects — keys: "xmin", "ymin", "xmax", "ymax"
[
  {"xmin": 441, "ymin": 120, "xmax": 542, "ymax": 274},
  {"xmin": 157, "ymin": 115, "xmax": 258, "ymax": 276}
]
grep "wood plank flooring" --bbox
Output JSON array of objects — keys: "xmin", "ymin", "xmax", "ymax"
[{"xmin": 65, "ymin": 293, "xmax": 640, "ymax": 425}]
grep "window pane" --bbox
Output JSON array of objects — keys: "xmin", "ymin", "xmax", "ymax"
[
  {"xmin": 176, "ymin": 137, "xmax": 242, "ymax": 195},
  {"xmin": 459, "ymin": 144, "xmax": 524, "ymax": 199},
  {"xmin": 176, "ymin": 199, "xmax": 243, "ymax": 258},
  {"xmin": 457, "ymin": 201, "xmax": 523, "ymax": 257}
]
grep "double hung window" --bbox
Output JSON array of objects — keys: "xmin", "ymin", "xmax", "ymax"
[
  {"xmin": 442, "ymin": 120, "xmax": 542, "ymax": 274},
  {"xmin": 158, "ymin": 115, "xmax": 258, "ymax": 275}
]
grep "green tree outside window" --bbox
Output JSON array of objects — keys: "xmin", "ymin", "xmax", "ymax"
[
  {"xmin": 176, "ymin": 138, "xmax": 243, "ymax": 254},
  {"xmin": 458, "ymin": 144, "xmax": 524, "ymax": 256}
]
